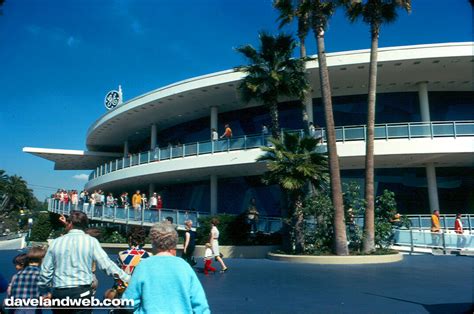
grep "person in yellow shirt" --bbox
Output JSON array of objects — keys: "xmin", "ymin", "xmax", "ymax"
[
  {"xmin": 430, "ymin": 210, "xmax": 441, "ymax": 247},
  {"xmin": 132, "ymin": 190, "xmax": 142, "ymax": 221}
]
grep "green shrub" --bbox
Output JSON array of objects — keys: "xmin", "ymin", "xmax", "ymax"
[
  {"xmin": 343, "ymin": 182, "xmax": 365, "ymax": 252},
  {"xmin": 302, "ymin": 183, "xmax": 401, "ymax": 254},
  {"xmin": 302, "ymin": 193, "xmax": 334, "ymax": 254},
  {"xmin": 374, "ymin": 190, "xmax": 398, "ymax": 249},
  {"xmin": 197, "ymin": 214, "xmax": 250, "ymax": 245},
  {"xmin": 29, "ymin": 213, "xmax": 53, "ymax": 242},
  {"xmin": 103, "ymin": 230, "xmax": 127, "ymax": 243},
  {"xmin": 196, "ymin": 213, "xmax": 281, "ymax": 246}
]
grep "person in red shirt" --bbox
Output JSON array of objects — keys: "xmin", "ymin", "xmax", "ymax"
[
  {"xmin": 157, "ymin": 195, "xmax": 163, "ymax": 210},
  {"xmin": 454, "ymin": 213, "xmax": 466, "ymax": 249}
]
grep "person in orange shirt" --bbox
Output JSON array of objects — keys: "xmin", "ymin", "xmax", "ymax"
[
  {"xmin": 454, "ymin": 213, "xmax": 466, "ymax": 248},
  {"xmin": 220, "ymin": 124, "xmax": 232, "ymax": 139},
  {"xmin": 430, "ymin": 210, "xmax": 441, "ymax": 247},
  {"xmin": 132, "ymin": 190, "xmax": 142, "ymax": 221}
]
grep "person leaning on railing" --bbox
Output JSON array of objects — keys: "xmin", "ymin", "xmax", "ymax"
[
  {"xmin": 454, "ymin": 213, "xmax": 467, "ymax": 249},
  {"xmin": 430, "ymin": 210, "xmax": 442, "ymax": 247}
]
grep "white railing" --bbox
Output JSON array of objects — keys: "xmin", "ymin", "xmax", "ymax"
[
  {"xmin": 393, "ymin": 229, "xmax": 474, "ymax": 253},
  {"xmin": 47, "ymin": 199, "xmax": 283, "ymax": 233},
  {"xmin": 89, "ymin": 120, "xmax": 474, "ymax": 180}
]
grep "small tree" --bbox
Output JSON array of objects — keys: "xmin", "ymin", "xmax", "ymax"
[
  {"xmin": 302, "ymin": 193, "xmax": 333, "ymax": 254},
  {"xmin": 374, "ymin": 189, "xmax": 397, "ymax": 249},
  {"xmin": 343, "ymin": 182, "xmax": 365, "ymax": 251},
  {"xmin": 30, "ymin": 213, "xmax": 52, "ymax": 242},
  {"xmin": 258, "ymin": 131, "xmax": 328, "ymax": 253}
]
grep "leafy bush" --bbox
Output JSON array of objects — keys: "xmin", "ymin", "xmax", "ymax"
[
  {"xmin": 196, "ymin": 214, "xmax": 280, "ymax": 246},
  {"xmin": 374, "ymin": 190, "xmax": 398, "ymax": 249},
  {"xmin": 103, "ymin": 230, "xmax": 127, "ymax": 244},
  {"xmin": 343, "ymin": 182, "xmax": 365, "ymax": 252},
  {"xmin": 302, "ymin": 183, "xmax": 402, "ymax": 254},
  {"xmin": 302, "ymin": 193, "xmax": 334, "ymax": 254},
  {"xmin": 197, "ymin": 214, "xmax": 249, "ymax": 245},
  {"xmin": 29, "ymin": 213, "xmax": 53, "ymax": 242}
]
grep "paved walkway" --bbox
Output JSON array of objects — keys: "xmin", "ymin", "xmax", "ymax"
[
  {"xmin": 196, "ymin": 255, "xmax": 473, "ymax": 314},
  {"xmin": 1, "ymin": 251, "xmax": 472, "ymax": 313}
]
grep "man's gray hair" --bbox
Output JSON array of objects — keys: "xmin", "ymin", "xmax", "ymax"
[{"xmin": 149, "ymin": 222, "xmax": 178, "ymax": 253}]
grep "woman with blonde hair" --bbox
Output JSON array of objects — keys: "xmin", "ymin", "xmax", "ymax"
[
  {"xmin": 182, "ymin": 220, "xmax": 197, "ymax": 266},
  {"xmin": 209, "ymin": 218, "xmax": 228, "ymax": 272},
  {"xmin": 123, "ymin": 222, "xmax": 209, "ymax": 313}
]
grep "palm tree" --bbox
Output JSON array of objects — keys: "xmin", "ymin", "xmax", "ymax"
[
  {"xmin": 3, "ymin": 175, "xmax": 32, "ymax": 211},
  {"xmin": 0, "ymin": 170, "xmax": 9, "ymax": 211},
  {"xmin": 258, "ymin": 131, "xmax": 328, "ymax": 253},
  {"xmin": 0, "ymin": 170, "xmax": 8, "ymax": 189},
  {"xmin": 308, "ymin": 0, "xmax": 349, "ymax": 255},
  {"xmin": 274, "ymin": 0, "xmax": 313, "ymax": 130},
  {"xmin": 235, "ymin": 32, "xmax": 308, "ymax": 138},
  {"xmin": 343, "ymin": 0, "xmax": 411, "ymax": 253}
]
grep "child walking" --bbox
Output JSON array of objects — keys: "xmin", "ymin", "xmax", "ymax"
[
  {"xmin": 203, "ymin": 243, "xmax": 216, "ymax": 275},
  {"xmin": 8, "ymin": 246, "xmax": 45, "ymax": 312}
]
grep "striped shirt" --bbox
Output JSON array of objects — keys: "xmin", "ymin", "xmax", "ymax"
[
  {"xmin": 10, "ymin": 265, "xmax": 41, "ymax": 299},
  {"xmin": 39, "ymin": 229, "xmax": 130, "ymax": 290}
]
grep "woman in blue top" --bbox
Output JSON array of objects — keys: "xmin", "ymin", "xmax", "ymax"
[{"xmin": 123, "ymin": 222, "xmax": 210, "ymax": 314}]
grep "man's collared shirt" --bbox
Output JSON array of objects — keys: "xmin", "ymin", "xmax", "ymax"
[{"xmin": 39, "ymin": 229, "xmax": 130, "ymax": 290}]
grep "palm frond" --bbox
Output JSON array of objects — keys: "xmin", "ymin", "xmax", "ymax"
[{"xmin": 274, "ymin": 0, "xmax": 295, "ymax": 28}]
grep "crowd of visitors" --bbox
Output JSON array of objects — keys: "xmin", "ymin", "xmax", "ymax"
[
  {"xmin": 0, "ymin": 211, "xmax": 236, "ymax": 312},
  {"xmin": 52, "ymin": 189, "xmax": 166, "ymax": 221}
]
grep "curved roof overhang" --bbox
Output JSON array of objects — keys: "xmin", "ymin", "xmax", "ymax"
[
  {"xmin": 86, "ymin": 42, "xmax": 474, "ymax": 151},
  {"xmin": 23, "ymin": 147, "xmax": 122, "ymax": 170}
]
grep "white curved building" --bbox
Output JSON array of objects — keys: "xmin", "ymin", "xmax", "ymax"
[{"xmin": 25, "ymin": 42, "xmax": 474, "ymax": 216}]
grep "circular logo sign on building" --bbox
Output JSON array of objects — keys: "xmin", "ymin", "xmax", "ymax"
[{"xmin": 104, "ymin": 90, "xmax": 121, "ymax": 110}]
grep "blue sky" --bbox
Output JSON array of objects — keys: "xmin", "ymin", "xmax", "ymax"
[{"xmin": 0, "ymin": 0, "xmax": 472, "ymax": 200}]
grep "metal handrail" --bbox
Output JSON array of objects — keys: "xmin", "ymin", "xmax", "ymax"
[
  {"xmin": 393, "ymin": 229, "xmax": 474, "ymax": 253},
  {"xmin": 48, "ymin": 198, "xmax": 473, "ymax": 235},
  {"xmin": 47, "ymin": 198, "xmax": 283, "ymax": 233},
  {"xmin": 89, "ymin": 120, "xmax": 474, "ymax": 180}
]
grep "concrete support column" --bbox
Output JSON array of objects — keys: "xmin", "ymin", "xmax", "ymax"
[
  {"xmin": 418, "ymin": 81, "xmax": 440, "ymax": 213},
  {"xmin": 426, "ymin": 163, "xmax": 440, "ymax": 213},
  {"xmin": 149, "ymin": 183, "xmax": 155, "ymax": 199},
  {"xmin": 210, "ymin": 106, "xmax": 218, "ymax": 131},
  {"xmin": 123, "ymin": 141, "xmax": 129, "ymax": 157},
  {"xmin": 150, "ymin": 124, "xmax": 157, "ymax": 150},
  {"xmin": 417, "ymin": 81, "xmax": 430, "ymax": 122},
  {"xmin": 210, "ymin": 175, "xmax": 218, "ymax": 215}
]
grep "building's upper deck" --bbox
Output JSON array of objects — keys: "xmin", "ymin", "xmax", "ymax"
[{"xmin": 86, "ymin": 42, "xmax": 474, "ymax": 152}]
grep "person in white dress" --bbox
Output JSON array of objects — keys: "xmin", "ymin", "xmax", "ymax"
[{"xmin": 209, "ymin": 218, "xmax": 228, "ymax": 272}]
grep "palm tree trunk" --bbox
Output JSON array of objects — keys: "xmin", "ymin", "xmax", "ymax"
[
  {"xmin": 300, "ymin": 36, "xmax": 312, "ymax": 131},
  {"xmin": 315, "ymin": 29, "xmax": 349, "ymax": 256},
  {"xmin": 269, "ymin": 102, "xmax": 280, "ymax": 138},
  {"xmin": 280, "ymin": 189, "xmax": 292, "ymax": 252},
  {"xmin": 293, "ymin": 194, "xmax": 305, "ymax": 254},
  {"xmin": 362, "ymin": 26, "xmax": 379, "ymax": 254},
  {"xmin": 300, "ymin": 36, "xmax": 314, "ymax": 196}
]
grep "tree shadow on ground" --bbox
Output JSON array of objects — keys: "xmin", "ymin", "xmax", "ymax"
[{"xmin": 365, "ymin": 293, "xmax": 473, "ymax": 314}]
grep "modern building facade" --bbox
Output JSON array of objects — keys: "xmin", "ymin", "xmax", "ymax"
[{"xmin": 25, "ymin": 42, "xmax": 474, "ymax": 216}]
